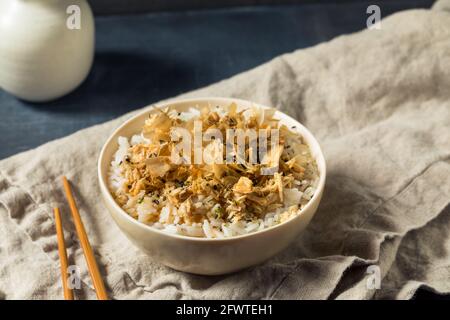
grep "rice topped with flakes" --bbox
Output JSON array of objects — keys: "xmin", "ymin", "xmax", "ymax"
[{"xmin": 108, "ymin": 103, "xmax": 319, "ymax": 238}]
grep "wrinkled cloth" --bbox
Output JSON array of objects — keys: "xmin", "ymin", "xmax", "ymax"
[{"xmin": 1, "ymin": 6, "xmax": 450, "ymax": 300}]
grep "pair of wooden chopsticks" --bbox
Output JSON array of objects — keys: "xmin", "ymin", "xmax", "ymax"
[{"xmin": 53, "ymin": 176, "xmax": 108, "ymax": 300}]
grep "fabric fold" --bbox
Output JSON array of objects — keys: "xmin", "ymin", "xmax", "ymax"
[{"xmin": 0, "ymin": 7, "xmax": 449, "ymax": 299}]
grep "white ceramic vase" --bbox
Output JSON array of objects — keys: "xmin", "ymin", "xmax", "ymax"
[{"xmin": 0, "ymin": 0, "xmax": 94, "ymax": 102}]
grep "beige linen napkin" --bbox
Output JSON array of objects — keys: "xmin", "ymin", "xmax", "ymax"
[{"xmin": 1, "ymin": 7, "xmax": 450, "ymax": 300}]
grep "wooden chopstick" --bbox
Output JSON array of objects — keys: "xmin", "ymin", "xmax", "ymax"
[
  {"xmin": 62, "ymin": 176, "xmax": 108, "ymax": 300},
  {"xmin": 54, "ymin": 207, "xmax": 74, "ymax": 300}
]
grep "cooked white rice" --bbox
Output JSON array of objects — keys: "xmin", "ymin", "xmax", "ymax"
[{"xmin": 108, "ymin": 105, "xmax": 319, "ymax": 238}]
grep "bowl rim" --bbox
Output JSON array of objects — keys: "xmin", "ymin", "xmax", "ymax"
[{"xmin": 98, "ymin": 97, "xmax": 326, "ymax": 242}]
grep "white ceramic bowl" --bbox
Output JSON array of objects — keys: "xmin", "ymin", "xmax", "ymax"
[{"xmin": 98, "ymin": 97, "xmax": 326, "ymax": 275}]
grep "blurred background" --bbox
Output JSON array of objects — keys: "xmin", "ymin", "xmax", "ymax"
[
  {"xmin": 88, "ymin": 0, "xmax": 434, "ymax": 14},
  {"xmin": 0, "ymin": 0, "xmax": 435, "ymax": 157}
]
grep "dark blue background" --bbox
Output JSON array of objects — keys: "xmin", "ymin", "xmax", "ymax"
[{"xmin": 0, "ymin": 2, "xmax": 435, "ymax": 159}]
